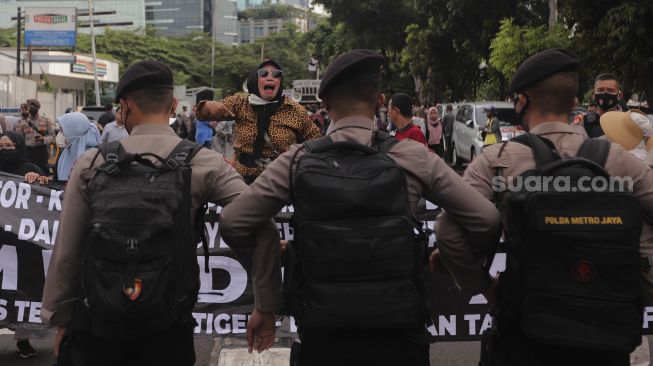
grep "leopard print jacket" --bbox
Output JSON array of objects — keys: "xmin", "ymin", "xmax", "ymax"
[{"xmin": 223, "ymin": 94, "xmax": 321, "ymax": 178}]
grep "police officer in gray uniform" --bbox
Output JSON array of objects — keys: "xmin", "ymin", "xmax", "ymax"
[
  {"xmin": 436, "ymin": 48, "xmax": 653, "ymax": 365},
  {"xmin": 220, "ymin": 49, "xmax": 501, "ymax": 365},
  {"xmin": 43, "ymin": 61, "xmax": 281, "ymax": 365}
]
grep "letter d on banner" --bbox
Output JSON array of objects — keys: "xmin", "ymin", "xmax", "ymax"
[{"xmin": 197, "ymin": 256, "xmax": 247, "ymax": 304}]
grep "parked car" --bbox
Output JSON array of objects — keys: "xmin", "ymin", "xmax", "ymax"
[
  {"xmin": 451, "ymin": 101, "xmax": 522, "ymax": 165},
  {"xmin": 80, "ymin": 105, "xmax": 108, "ymax": 122}
]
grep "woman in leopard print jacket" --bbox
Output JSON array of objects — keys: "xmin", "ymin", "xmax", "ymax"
[{"xmin": 197, "ymin": 59, "xmax": 321, "ymax": 184}]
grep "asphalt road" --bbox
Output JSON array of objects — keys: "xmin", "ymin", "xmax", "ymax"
[{"xmin": 0, "ymin": 330, "xmax": 482, "ymax": 366}]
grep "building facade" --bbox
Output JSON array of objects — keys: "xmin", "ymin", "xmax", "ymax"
[
  {"xmin": 237, "ymin": 0, "xmax": 309, "ymax": 9},
  {"xmin": 145, "ymin": 0, "xmax": 213, "ymax": 36},
  {"xmin": 213, "ymin": 0, "xmax": 239, "ymax": 46}
]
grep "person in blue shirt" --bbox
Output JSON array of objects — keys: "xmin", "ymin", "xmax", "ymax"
[{"xmin": 195, "ymin": 118, "xmax": 215, "ymax": 148}]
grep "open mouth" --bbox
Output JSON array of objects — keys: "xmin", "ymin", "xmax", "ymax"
[{"xmin": 263, "ymin": 85, "xmax": 275, "ymax": 92}]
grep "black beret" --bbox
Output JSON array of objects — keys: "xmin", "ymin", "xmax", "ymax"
[
  {"xmin": 114, "ymin": 61, "xmax": 174, "ymax": 103},
  {"xmin": 509, "ymin": 48, "xmax": 580, "ymax": 93},
  {"xmin": 318, "ymin": 49, "xmax": 385, "ymax": 99}
]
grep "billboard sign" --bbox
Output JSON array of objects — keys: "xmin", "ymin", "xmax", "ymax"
[
  {"xmin": 24, "ymin": 7, "xmax": 77, "ymax": 47},
  {"xmin": 71, "ymin": 55, "xmax": 107, "ymax": 77}
]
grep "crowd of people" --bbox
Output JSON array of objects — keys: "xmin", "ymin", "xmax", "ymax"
[{"xmin": 1, "ymin": 45, "xmax": 652, "ymax": 366}]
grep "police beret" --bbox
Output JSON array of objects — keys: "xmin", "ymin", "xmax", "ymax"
[
  {"xmin": 509, "ymin": 48, "xmax": 580, "ymax": 93},
  {"xmin": 318, "ymin": 49, "xmax": 385, "ymax": 99},
  {"xmin": 115, "ymin": 61, "xmax": 174, "ymax": 103}
]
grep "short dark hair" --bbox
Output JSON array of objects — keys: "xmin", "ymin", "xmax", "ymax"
[
  {"xmin": 104, "ymin": 103, "xmax": 113, "ymax": 111},
  {"xmin": 125, "ymin": 88, "xmax": 174, "ymax": 115},
  {"xmin": 446, "ymin": 104, "xmax": 453, "ymax": 111},
  {"xmin": 323, "ymin": 77, "xmax": 381, "ymax": 111},
  {"xmin": 390, "ymin": 93, "xmax": 412, "ymax": 117},
  {"xmin": 526, "ymin": 71, "xmax": 578, "ymax": 116},
  {"xmin": 594, "ymin": 73, "xmax": 620, "ymax": 88}
]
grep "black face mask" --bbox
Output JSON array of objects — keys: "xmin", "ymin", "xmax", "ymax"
[
  {"xmin": 21, "ymin": 112, "xmax": 29, "ymax": 118},
  {"xmin": 594, "ymin": 93, "xmax": 619, "ymax": 111},
  {"xmin": 0, "ymin": 149, "xmax": 20, "ymax": 167}
]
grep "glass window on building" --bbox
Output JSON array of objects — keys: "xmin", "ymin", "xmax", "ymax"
[{"xmin": 254, "ymin": 26, "xmax": 263, "ymax": 37}]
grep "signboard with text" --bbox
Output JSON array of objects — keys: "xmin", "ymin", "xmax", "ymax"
[{"xmin": 24, "ymin": 7, "xmax": 77, "ymax": 47}]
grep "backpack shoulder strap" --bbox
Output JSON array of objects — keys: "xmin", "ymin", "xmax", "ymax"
[
  {"xmin": 95, "ymin": 141, "xmax": 131, "ymax": 174},
  {"xmin": 303, "ymin": 135, "xmax": 334, "ymax": 153},
  {"xmin": 98, "ymin": 140, "xmax": 125, "ymax": 163},
  {"xmin": 374, "ymin": 129, "xmax": 399, "ymax": 154},
  {"xmin": 576, "ymin": 138, "xmax": 610, "ymax": 168},
  {"xmin": 511, "ymin": 133, "xmax": 561, "ymax": 168},
  {"xmin": 165, "ymin": 139, "xmax": 204, "ymax": 166}
]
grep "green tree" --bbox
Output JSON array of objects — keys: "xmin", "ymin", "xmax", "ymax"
[
  {"xmin": 0, "ymin": 28, "xmax": 17, "ymax": 47},
  {"xmin": 489, "ymin": 18, "xmax": 573, "ymax": 81},
  {"xmin": 313, "ymin": 0, "xmax": 419, "ymax": 94},
  {"xmin": 402, "ymin": 0, "xmax": 550, "ymax": 103},
  {"xmin": 560, "ymin": 0, "xmax": 653, "ymax": 106}
]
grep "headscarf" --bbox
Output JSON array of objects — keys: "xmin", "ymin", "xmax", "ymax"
[
  {"xmin": 0, "ymin": 131, "xmax": 26, "ymax": 173},
  {"xmin": 246, "ymin": 59, "xmax": 284, "ymax": 104},
  {"xmin": 426, "ymin": 107, "xmax": 443, "ymax": 145},
  {"xmin": 57, "ymin": 112, "xmax": 101, "ymax": 181},
  {"xmin": 246, "ymin": 60, "xmax": 285, "ymax": 162}
]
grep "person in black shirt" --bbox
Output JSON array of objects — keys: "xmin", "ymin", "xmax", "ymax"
[{"xmin": 97, "ymin": 104, "xmax": 115, "ymax": 128}]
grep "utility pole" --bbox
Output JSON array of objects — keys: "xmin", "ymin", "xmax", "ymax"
[
  {"xmin": 548, "ymin": 0, "xmax": 558, "ymax": 29},
  {"xmin": 210, "ymin": 1, "xmax": 215, "ymax": 88},
  {"xmin": 16, "ymin": 7, "xmax": 21, "ymax": 76},
  {"xmin": 88, "ymin": 0, "xmax": 101, "ymax": 106}
]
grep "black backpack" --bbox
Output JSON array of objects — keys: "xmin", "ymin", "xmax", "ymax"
[
  {"xmin": 77, "ymin": 140, "xmax": 207, "ymax": 338},
  {"xmin": 284, "ymin": 131, "xmax": 429, "ymax": 329},
  {"xmin": 497, "ymin": 134, "xmax": 643, "ymax": 353}
]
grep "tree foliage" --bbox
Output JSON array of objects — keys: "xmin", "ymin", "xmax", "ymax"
[
  {"xmin": 312, "ymin": 0, "xmax": 418, "ymax": 94},
  {"xmin": 72, "ymin": 25, "xmax": 313, "ymax": 95},
  {"xmin": 489, "ymin": 18, "xmax": 573, "ymax": 80},
  {"xmin": 560, "ymin": 0, "xmax": 653, "ymax": 105}
]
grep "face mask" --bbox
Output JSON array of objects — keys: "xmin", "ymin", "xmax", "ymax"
[
  {"xmin": 0, "ymin": 149, "xmax": 20, "ymax": 166},
  {"xmin": 594, "ymin": 93, "xmax": 618, "ymax": 111},
  {"xmin": 21, "ymin": 112, "xmax": 29, "ymax": 118}
]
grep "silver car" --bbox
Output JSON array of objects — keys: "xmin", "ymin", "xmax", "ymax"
[{"xmin": 451, "ymin": 102, "xmax": 522, "ymax": 165}]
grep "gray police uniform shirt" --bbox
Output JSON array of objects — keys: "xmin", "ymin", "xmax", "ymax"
[
  {"xmin": 42, "ymin": 123, "xmax": 282, "ymax": 327},
  {"xmin": 437, "ymin": 121, "xmax": 653, "ymax": 301},
  {"xmin": 220, "ymin": 116, "xmax": 501, "ymax": 297}
]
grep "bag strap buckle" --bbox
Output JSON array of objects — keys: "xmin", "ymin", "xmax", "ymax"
[
  {"xmin": 126, "ymin": 239, "xmax": 139, "ymax": 255},
  {"xmin": 105, "ymin": 164, "xmax": 119, "ymax": 175},
  {"xmin": 166, "ymin": 158, "xmax": 181, "ymax": 170},
  {"xmin": 105, "ymin": 152, "xmax": 119, "ymax": 163}
]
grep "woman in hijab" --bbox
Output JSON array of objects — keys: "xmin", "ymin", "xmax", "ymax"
[
  {"xmin": 196, "ymin": 59, "xmax": 321, "ymax": 184},
  {"xmin": 426, "ymin": 107, "xmax": 444, "ymax": 158},
  {"xmin": 56, "ymin": 112, "xmax": 101, "ymax": 181},
  {"xmin": 0, "ymin": 131, "xmax": 50, "ymax": 184}
]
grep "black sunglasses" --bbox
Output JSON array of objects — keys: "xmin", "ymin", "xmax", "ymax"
[{"xmin": 258, "ymin": 69, "xmax": 283, "ymax": 79}]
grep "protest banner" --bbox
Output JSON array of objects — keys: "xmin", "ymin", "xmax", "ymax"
[{"xmin": 1, "ymin": 172, "xmax": 652, "ymax": 340}]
